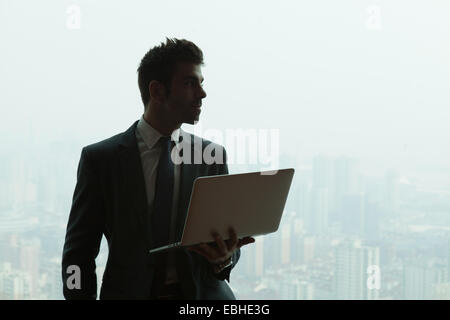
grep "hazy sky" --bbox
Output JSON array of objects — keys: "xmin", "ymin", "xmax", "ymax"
[{"xmin": 1, "ymin": 0, "xmax": 449, "ymax": 188}]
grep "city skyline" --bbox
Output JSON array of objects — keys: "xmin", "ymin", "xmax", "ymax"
[{"xmin": 0, "ymin": 148, "xmax": 449, "ymax": 299}]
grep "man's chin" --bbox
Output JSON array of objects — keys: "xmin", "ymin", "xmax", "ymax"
[{"xmin": 185, "ymin": 117, "xmax": 200, "ymax": 125}]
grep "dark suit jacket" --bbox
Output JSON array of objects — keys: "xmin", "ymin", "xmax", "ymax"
[{"xmin": 62, "ymin": 120, "xmax": 240, "ymax": 300}]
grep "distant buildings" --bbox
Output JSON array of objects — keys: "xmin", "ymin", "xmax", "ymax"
[
  {"xmin": 0, "ymin": 150, "xmax": 448, "ymax": 300},
  {"xmin": 0, "ymin": 262, "xmax": 32, "ymax": 299},
  {"xmin": 402, "ymin": 259, "xmax": 447, "ymax": 299},
  {"xmin": 334, "ymin": 240, "xmax": 380, "ymax": 300},
  {"xmin": 280, "ymin": 279, "xmax": 314, "ymax": 300}
]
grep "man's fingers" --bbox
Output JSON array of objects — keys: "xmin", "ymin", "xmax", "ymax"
[
  {"xmin": 227, "ymin": 227, "xmax": 239, "ymax": 251},
  {"xmin": 237, "ymin": 237, "xmax": 255, "ymax": 249},
  {"xmin": 212, "ymin": 232, "xmax": 228, "ymax": 256},
  {"xmin": 187, "ymin": 232, "xmax": 255, "ymax": 265}
]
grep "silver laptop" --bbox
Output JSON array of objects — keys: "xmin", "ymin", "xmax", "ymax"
[{"xmin": 148, "ymin": 168, "xmax": 295, "ymax": 254}]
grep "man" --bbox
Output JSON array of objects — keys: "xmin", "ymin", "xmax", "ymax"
[{"xmin": 62, "ymin": 38, "xmax": 255, "ymax": 300}]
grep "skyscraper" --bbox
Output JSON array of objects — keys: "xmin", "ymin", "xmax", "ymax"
[
  {"xmin": 403, "ymin": 263, "xmax": 436, "ymax": 299},
  {"xmin": 334, "ymin": 156, "xmax": 361, "ymax": 223},
  {"xmin": 281, "ymin": 224, "xmax": 291, "ymax": 265},
  {"xmin": 310, "ymin": 187, "xmax": 329, "ymax": 235},
  {"xmin": 447, "ymin": 238, "xmax": 450, "ymax": 282},
  {"xmin": 334, "ymin": 240, "xmax": 380, "ymax": 299},
  {"xmin": 384, "ymin": 169, "xmax": 399, "ymax": 216},
  {"xmin": 312, "ymin": 155, "xmax": 335, "ymax": 220},
  {"xmin": 341, "ymin": 193, "xmax": 365, "ymax": 237},
  {"xmin": 241, "ymin": 236, "xmax": 264, "ymax": 278},
  {"xmin": 364, "ymin": 198, "xmax": 380, "ymax": 241}
]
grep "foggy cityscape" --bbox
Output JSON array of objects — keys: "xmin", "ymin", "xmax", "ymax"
[{"xmin": 0, "ymin": 138, "xmax": 449, "ymax": 299}]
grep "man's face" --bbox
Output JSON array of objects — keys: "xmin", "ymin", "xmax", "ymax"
[{"xmin": 163, "ymin": 62, "xmax": 207, "ymax": 125}]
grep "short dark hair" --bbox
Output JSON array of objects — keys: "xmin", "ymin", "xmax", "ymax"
[{"xmin": 137, "ymin": 37, "xmax": 204, "ymax": 109}]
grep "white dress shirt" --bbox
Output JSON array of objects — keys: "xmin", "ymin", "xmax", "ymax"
[{"xmin": 135, "ymin": 114, "xmax": 182, "ymax": 284}]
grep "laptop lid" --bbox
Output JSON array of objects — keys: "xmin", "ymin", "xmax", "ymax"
[{"xmin": 179, "ymin": 168, "xmax": 295, "ymax": 247}]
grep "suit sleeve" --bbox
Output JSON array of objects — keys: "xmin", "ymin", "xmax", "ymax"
[
  {"xmin": 211, "ymin": 147, "xmax": 241, "ymax": 283},
  {"xmin": 62, "ymin": 147, "xmax": 104, "ymax": 300}
]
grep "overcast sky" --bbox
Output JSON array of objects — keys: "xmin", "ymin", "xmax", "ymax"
[{"xmin": 1, "ymin": 0, "xmax": 449, "ymax": 189}]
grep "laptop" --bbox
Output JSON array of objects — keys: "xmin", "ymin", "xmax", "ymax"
[{"xmin": 148, "ymin": 168, "xmax": 295, "ymax": 254}]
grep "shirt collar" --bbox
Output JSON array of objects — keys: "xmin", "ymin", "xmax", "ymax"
[{"xmin": 137, "ymin": 114, "xmax": 182, "ymax": 150}]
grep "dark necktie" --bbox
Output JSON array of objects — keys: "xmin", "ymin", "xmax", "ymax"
[{"xmin": 152, "ymin": 136, "xmax": 175, "ymax": 249}]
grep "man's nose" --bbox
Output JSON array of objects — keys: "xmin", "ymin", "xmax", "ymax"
[{"xmin": 198, "ymin": 86, "xmax": 207, "ymax": 99}]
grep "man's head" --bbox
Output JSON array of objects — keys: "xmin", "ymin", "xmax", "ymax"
[{"xmin": 137, "ymin": 38, "xmax": 207, "ymax": 128}]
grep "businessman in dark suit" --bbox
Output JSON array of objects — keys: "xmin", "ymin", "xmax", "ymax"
[{"xmin": 62, "ymin": 38, "xmax": 255, "ymax": 300}]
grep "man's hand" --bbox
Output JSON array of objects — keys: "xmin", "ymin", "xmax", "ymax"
[{"xmin": 187, "ymin": 227, "xmax": 255, "ymax": 266}]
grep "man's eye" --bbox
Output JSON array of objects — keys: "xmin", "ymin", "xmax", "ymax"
[{"xmin": 186, "ymin": 81, "xmax": 203, "ymax": 87}]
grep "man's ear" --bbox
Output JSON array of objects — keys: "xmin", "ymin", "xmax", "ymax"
[{"xmin": 148, "ymin": 80, "xmax": 166, "ymax": 104}]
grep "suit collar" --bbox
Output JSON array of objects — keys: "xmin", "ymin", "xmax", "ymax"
[
  {"xmin": 119, "ymin": 120, "xmax": 140, "ymax": 149},
  {"xmin": 136, "ymin": 115, "xmax": 182, "ymax": 150}
]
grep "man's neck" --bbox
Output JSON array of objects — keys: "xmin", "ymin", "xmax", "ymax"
[{"xmin": 143, "ymin": 111, "xmax": 180, "ymax": 136}]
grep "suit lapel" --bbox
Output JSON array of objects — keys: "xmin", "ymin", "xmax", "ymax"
[{"xmin": 118, "ymin": 120, "xmax": 152, "ymax": 247}]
